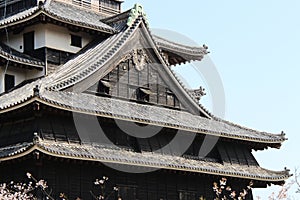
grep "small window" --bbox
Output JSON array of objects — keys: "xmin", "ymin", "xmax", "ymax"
[
  {"xmin": 97, "ymin": 80, "xmax": 111, "ymax": 95},
  {"xmin": 23, "ymin": 31, "xmax": 34, "ymax": 53},
  {"xmin": 166, "ymin": 89, "xmax": 175, "ymax": 107},
  {"xmin": 70, "ymin": 34, "xmax": 82, "ymax": 48},
  {"xmin": 4, "ymin": 74, "xmax": 15, "ymax": 92},
  {"xmin": 137, "ymin": 87, "xmax": 152, "ymax": 102},
  {"xmin": 128, "ymin": 85, "xmax": 138, "ymax": 100}
]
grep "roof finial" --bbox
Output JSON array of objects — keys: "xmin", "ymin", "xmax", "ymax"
[
  {"xmin": 37, "ymin": 0, "xmax": 45, "ymax": 8},
  {"xmin": 127, "ymin": 3, "xmax": 148, "ymax": 27},
  {"xmin": 190, "ymin": 86, "xmax": 206, "ymax": 101},
  {"xmin": 33, "ymin": 132, "xmax": 40, "ymax": 144},
  {"xmin": 33, "ymin": 85, "xmax": 40, "ymax": 97}
]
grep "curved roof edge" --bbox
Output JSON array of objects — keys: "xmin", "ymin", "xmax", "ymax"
[
  {"xmin": 0, "ymin": 0, "xmax": 115, "ymax": 34},
  {"xmin": 152, "ymin": 35, "xmax": 209, "ymax": 66},
  {"xmin": 0, "ymin": 140, "xmax": 291, "ymax": 184},
  {"xmin": 0, "ymin": 85, "xmax": 287, "ymax": 146},
  {"xmin": 0, "ymin": 43, "xmax": 44, "ymax": 69}
]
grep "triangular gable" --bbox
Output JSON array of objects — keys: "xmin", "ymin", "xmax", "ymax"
[
  {"xmin": 84, "ymin": 48, "xmax": 185, "ymax": 110},
  {"xmin": 67, "ymin": 18, "xmax": 211, "ymax": 118}
]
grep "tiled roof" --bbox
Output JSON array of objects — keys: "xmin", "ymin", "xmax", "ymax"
[
  {"xmin": 40, "ymin": 90, "xmax": 286, "ymax": 144},
  {"xmin": 0, "ymin": 0, "xmax": 115, "ymax": 33},
  {"xmin": 0, "ymin": 142, "xmax": 34, "ymax": 158},
  {"xmin": 101, "ymin": 9, "xmax": 131, "ymax": 31},
  {"xmin": 0, "ymin": 140, "xmax": 290, "ymax": 182},
  {"xmin": 0, "ymin": 6, "xmax": 39, "ymax": 26},
  {"xmin": 152, "ymin": 35, "xmax": 209, "ymax": 65},
  {"xmin": 0, "ymin": 12, "xmax": 286, "ymax": 145},
  {"xmin": 45, "ymin": 0, "xmax": 114, "ymax": 33},
  {"xmin": 44, "ymin": 14, "xmax": 141, "ymax": 91},
  {"xmin": 0, "ymin": 81, "xmax": 286, "ymax": 145},
  {"xmin": 0, "ymin": 43, "xmax": 44, "ymax": 69}
]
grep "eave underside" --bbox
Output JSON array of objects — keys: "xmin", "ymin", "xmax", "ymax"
[
  {"xmin": 0, "ymin": 0, "xmax": 115, "ymax": 34},
  {"xmin": 40, "ymin": 91, "xmax": 285, "ymax": 146},
  {"xmin": 0, "ymin": 140, "xmax": 290, "ymax": 184},
  {"xmin": 152, "ymin": 35, "xmax": 209, "ymax": 66},
  {"xmin": 0, "ymin": 42, "xmax": 44, "ymax": 70},
  {"xmin": 0, "ymin": 86, "xmax": 285, "ymax": 148}
]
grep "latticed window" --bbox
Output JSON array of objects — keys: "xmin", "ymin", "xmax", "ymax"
[
  {"xmin": 0, "ymin": 0, "xmax": 36, "ymax": 18},
  {"xmin": 72, "ymin": 0, "xmax": 91, "ymax": 8},
  {"xmin": 99, "ymin": 0, "xmax": 120, "ymax": 11},
  {"xmin": 178, "ymin": 191, "xmax": 197, "ymax": 200}
]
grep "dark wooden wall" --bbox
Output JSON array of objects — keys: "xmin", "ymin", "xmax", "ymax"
[
  {"xmin": 0, "ymin": 109, "xmax": 258, "ymax": 167},
  {"xmin": 0, "ymin": 0, "xmax": 36, "ymax": 18},
  {"xmin": 85, "ymin": 57, "xmax": 182, "ymax": 109},
  {"xmin": 0, "ymin": 158, "xmax": 254, "ymax": 200}
]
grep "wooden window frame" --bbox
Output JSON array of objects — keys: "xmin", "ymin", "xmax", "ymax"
[
  {"xmin": 70, "ymin": 34, "xmax": 82, "ymax": 48},
  {"xmin": 23, "ymin": 31, "xmax": 34, "ymax": 53},
  {"xmin": 4, "ymin": 74, "xmax": 15, "ymax": 92}
]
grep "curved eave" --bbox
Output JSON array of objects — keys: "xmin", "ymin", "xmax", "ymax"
[
  {"xmin": 42, "ymin": 10, "xmax": 115, "ymax": 34},
  {"xmin": 0, "ymin": 52, "xmax": 44, "ymax": 70},
  {"xmin": 101, "ymin": 9, "xmax": 131, "ymax": 24},
  {"xmin": 152, "ymin": 35, "xmax": 209, "ymax": 66},
  {"xmin": 0, "ymin": 87, "xmax": 284, "ymax": 147},
  {"xmin": 39, "ymin": 97, "xmax": 286, "ymax": 146},
  {"xmin": 0, "ymin": 93, "xmax": 286, "ymax": 146},
  {"xmin": 0, "ymin": 141, "xmax": 290, "ymax": 183},
  {"xmin": 0, "ymin": 9, "xmax": 115, "ymax": 34}
]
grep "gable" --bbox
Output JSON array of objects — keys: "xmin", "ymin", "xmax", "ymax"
[
  {"xmin": 46, "ymin": 16, "xmax": 211, "ymax": 117},
  {"xmin": 85, "ymin": 48, "xmax": 184, "ymax": 110}
]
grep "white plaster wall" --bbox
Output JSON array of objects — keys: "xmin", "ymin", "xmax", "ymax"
[
  {"xmin": 2, "ymin": 24, "xmax": 92, "ymax": 53},
  {"xmin": 3, "ymin": 24, "xmax": 46, "ymax": 52},
  {"xmin": 0, "ymin": 23, "xmax": 94, "ymax": 93},
  {"xmin": 0, "ymin": 66, "xmax": 44, "ymax": 93},
  {"xmin": 44, "ymin": 24, "xmax": 93, "ymax": 53}
]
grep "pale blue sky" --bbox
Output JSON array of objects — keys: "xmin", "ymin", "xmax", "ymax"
[{"xmin": 123, "ymin": 0, "xmax": 300, "ymax": 199}]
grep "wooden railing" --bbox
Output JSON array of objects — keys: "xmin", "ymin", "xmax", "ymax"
[{"xmin": 56, "ymin": 0, "xmax": 120, "ymax": 16}]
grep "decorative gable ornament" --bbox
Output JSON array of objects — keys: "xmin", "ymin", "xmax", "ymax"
[
  {"xmin": 119, "ymin": 49, "xmax": 151, "ymax": 71},
  {"xmin": 127, "ymin": 3, "xmax": 149, "ymax": 27},
  {"xmin": 189, "ymin": 86, "xmax": 206, "ymax": 101},
  {"xmin": 132, "ymin": 49, "xmax": 148, "ymax": 71}
]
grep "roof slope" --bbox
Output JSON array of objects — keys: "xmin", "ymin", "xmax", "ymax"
[
  {"xmin": 0, "ymin": 3, "xmax": 289, "ymax": 184},
  {"xmin": 0, "ymin": 42, "xmax": 44, "ymax": 69},
  {"xmin": 153, "ymin": 34, "xmax": 209, "ymax": 65},
  {"xmin": 0, "ymin": 0, "xmax": 115, "ymax": 33},
  {"xmin": 0, "ymin": 4, "xmax": 286, "ymax": 147},
  {"xmin": 0, "ymin": 76, "xmax": 286, "ymax": 147},
  {"xmin": 0, "ymin": 139, "xmax": 290, "ymax": 183}
]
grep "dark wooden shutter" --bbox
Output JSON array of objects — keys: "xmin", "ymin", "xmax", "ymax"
[
  {"xmin": 4, "ymin": 74, "xmax": 15, "ymax": 92},
  {"xmin": 23, "ymin": 31, "xmax": 34, "ymax": 53}
]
